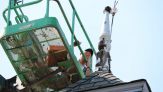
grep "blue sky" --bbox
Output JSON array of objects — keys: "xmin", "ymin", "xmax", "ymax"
[{"xmin": 0, "ymin": 0, "xmax": 163, "ymax": 92}]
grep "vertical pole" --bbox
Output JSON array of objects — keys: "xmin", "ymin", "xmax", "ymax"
[
  {"xmin": 7, "ymin": 0, "xmax": 12, "ymax": 26},
  {"xmin": 45, "ymin": 0, "xmax": 50, "ymax": 17},
  {"xmin": 71, "ymin": 10, "xmax": 75, "ymax": 52}
]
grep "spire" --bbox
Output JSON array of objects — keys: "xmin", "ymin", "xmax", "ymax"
[
  {"xmin": 100, "ymin": 6, "xmax": 112, "ymax": 52},
  {"xmin": 96, "ymin": 6, "xmax": 112, "ymax": 73},
  {"xmin": 96, "ymin": 0, "xmax": 118, "ymax": 72}
]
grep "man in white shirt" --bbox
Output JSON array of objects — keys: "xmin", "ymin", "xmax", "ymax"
[{"xmin": 79, "ymin": 48, "xmax": 93, "ymax": 76}]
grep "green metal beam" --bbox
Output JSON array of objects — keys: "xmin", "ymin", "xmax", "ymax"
[
  {"xmin": 7, "ymin": 0, "xmax": 12, "ymax": 26},
  {"xmin": 45, "ymin": 0, "xmax": 50, "ymax": 17},
  {"xmin": 68, "ymin": 0, "xmax": 97, "ymax": 55},
  {"xmin": 53, "ymin": 0, "xmax": 86, "ymax": 78},
  {"xmin": 71, "ymin": 10, "xmax": 75, "ymax": 52},
  {"xmin": 54, "ymin": 0, "xmax": 88, "ymax": 62}
]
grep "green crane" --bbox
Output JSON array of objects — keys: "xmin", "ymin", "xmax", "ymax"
[{"xmin": 0, "ymin": 0, "xmax": 96, "ymax": 91}]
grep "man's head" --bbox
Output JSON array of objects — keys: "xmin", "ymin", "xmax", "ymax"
[
  {"xmin": 80, "ymin": 48, "xmax": 93, "ymax": 65},
  {"xmin": 85, "ymin": 48, "xmax": 93, "ymax": 57}
]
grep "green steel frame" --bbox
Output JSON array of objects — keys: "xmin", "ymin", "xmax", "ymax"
[{"xmin": 1, "ymin": 0, "xmax": 97, "ymax": 80}]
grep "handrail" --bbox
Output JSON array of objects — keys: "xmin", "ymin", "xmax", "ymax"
[
  {"xmin": 53, "ymin": 0, "xmax": 86, "ymax": 78},
  {"xmin": 54, "ymin": 0, "xmax": 87, "ymax": 64},
  {"xmin": 54, "ymin": 0, "xmax": 97, "ymax": 74},
  {"xmin": 3, "ymin": 0, "xmax": 43, "ymax": 24},
  {"xmin": 68, "ymin": 0, "xmax": 96, "ymax": 69},
  {"xmin": 68, "ymin": 0, "xmax": 97, "ymax": 55}
]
